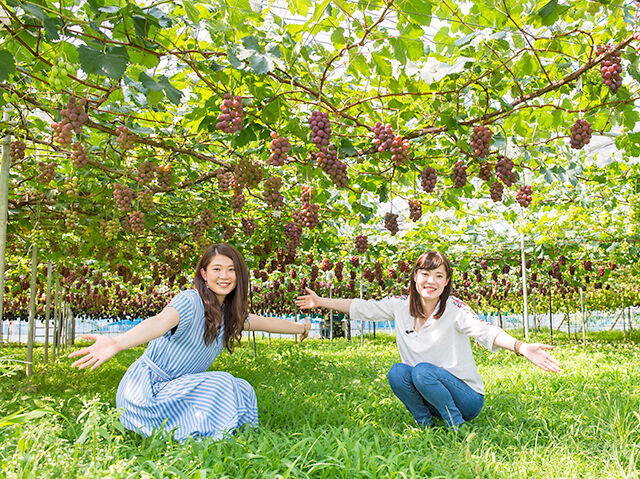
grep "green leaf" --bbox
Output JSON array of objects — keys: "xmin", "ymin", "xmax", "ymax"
[
  {"xmin": 0, "ymin": 50, "xmax": 16, "ymax": 82},
  {"xmin": 182, "ymin": 0, "xmax": 200, "ymax": 23},
  {"xmin": 157, "ymin": 76, "xmax": 182, "ymax": 105},
  {"xmin": 262, "ymin": 97, "xmax": 281, "ymax": 125},
  {"xmin": 536, "ymin": 0, "xmax": 557, "ymax": 18},
  {"xmin": 371, "ymin": 53, "xmax": 392, "ymax": 78},
  {"xmin": 77, "ymin": 45, "xmax": 129, "ymax": 79},
  {"xmin": 249, "ymin": 54, "xmax": 270, "ymax": 75}
]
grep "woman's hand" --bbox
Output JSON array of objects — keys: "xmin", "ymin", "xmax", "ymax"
[
  {"xmin": 68, "ymin": 334, "xmax": 120, "ymax": 371},
  {"xmin": 521, "ymin": 343, "xmax": 561, "ymax": 373},
  {"xmin": 299, "ymin": 316, "xmax": 312, "ymax": 342},
  {"xmin": 295, "ymin": 288, "xmax": 321, "ymax": 310}
]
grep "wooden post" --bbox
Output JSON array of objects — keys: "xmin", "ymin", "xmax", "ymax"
[
  {"xmin": 26, "ymin": 244, "xmax": 39, "ymax": 378},
  {"xmin": 52, "ymin": 273, "xmax": 60, "ymax": 362},
  {"xmin": 0, "ymin": 111, "xmax": 11, "ymax": 346},
  {"xmin": 44, "ymin": 260, "xmax": 53, "ymax": 365},
  {"xmin": 329, "ymin": 285, "xmax": 333, "ymax": 345},
  {"xmin": 520, "ymin": 233, "xmax": 529, "ymax": 340},
  {"xmin": 548, "ymin": 276, "xmax": 553, "ymax": 346},
  {"xmin": 580, "ymin": 287, "xmax": 586, "ymax": 346},
  {"xmin": 360, "ymin": 280, "xmax": 364, "ymax": 346}
]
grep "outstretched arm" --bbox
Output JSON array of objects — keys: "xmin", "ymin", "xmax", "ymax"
[
  {"xmin": 244, "ymin": 313, "xmax": 312, "ymax": 342},
  {"xmin": 295, "ymin": 288, "xmax": 353, "ymax": 314},
  {"xmin": 493, "ymin": 331, "xmax": 562, "ymax": 373},
  {"xmin": 68, "ymin": 306, "xmax": 180, "ymax": 370}
]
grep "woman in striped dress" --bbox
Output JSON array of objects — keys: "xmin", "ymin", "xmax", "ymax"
[{"xmin": 69, "ymin": 243, "xmax": 310, "ymax": 441}]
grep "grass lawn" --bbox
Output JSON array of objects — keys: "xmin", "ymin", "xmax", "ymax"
[{"xmin": 1, "ymin": 331, "xmax": 639, "ymax": 478}]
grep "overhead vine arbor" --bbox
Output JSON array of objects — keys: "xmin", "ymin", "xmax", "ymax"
[{"xmin": 1, "ymin": 0, "xmax": 640, "ymax": 320}]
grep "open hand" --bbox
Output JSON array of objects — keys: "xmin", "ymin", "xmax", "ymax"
[
  {"xmin": 521, "ymin": 343, "xmax": 561, "ymax": 373},
  {"xmin": 295, "ymin": 288, "xmax": 321, "ymax": 310},
  {"xmin": 68, "ymin": 334, "xmax": 120, "ymax": 371}
]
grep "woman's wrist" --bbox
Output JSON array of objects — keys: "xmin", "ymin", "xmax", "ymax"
[{"xmin": 513, "ymin": 339, "xmax": 525, "ymax": 356}]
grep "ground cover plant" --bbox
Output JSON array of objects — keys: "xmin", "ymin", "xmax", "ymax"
[{"xmin": 1, "ymin": 332, "xmax": 639, "ymax": 478}]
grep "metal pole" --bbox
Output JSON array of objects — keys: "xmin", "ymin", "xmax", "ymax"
[
  {"xmin": 520, "ymin": 233, "xmax": 529, "ymax": 340},
  {"xmin": 548, "ymin": 276, "xmax": 553, "ymax": 345},
  {"xmin": 0, "ymin": 111, "xmax": 11, "ymax": 346},
  {"xmin": 360, "ymin": 280, "xmax": 364, "ymax": 346},
  {"xmin": 329, "ymin": 285, "xmax": 333, "ymax": 345},
  {"xmin": 44, "ymin": 260, "xmax": 52, "ymax": 365},
  {"xmin": 52, "ymin": 273, "xmax": 60, "ymax": 362},
  {"xmin": 580, "ymin": 287, "xmax": 586, "ymax": 346},
  {"xmin": 26, "ymin": 244, "xmax": 39, "ymax": 378}
]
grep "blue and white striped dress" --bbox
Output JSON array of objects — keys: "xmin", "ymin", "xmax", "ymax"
[{"xmin": 116, "ymin": 289, "xmax": 258, "ymax": 441}]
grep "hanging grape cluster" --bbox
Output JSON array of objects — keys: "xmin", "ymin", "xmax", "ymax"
[
  {"xmin": 453, "ymin": 161, "xmax": 467, "ymax": 188},
  {"xmin": 61, "ymin": 97, "xmax": 88, "ymax": 134},
  {"xmin": 216, "ymin": 170, "xmax": 232, "ymax": 192},
  {"xmin": 100, "ymin": 219, "xmax": 120, "ymax": 240},
  {"xmin": 477, "ymin": 162, "xmax": 493, "ymax": 182},
  {"xmin": 470, "ymin": 126, "xmax": 492, "ymax": 158},
  {"xmin": 384, "ymin": 212, "xmax": 399, "ymax": 235},
  {"xmin": 516, "ymin": 185, "xmax": 533, "ymax": 207},
  {"xmin": 64, "ymin": 210, "xmax": 78, "ymax": 229},
  {"xmin": 268, "ymin": 132, "xmax": 290, "ymax": 166},
  {"xmin": 115, "ymin": 125, "xmax": 136, "ymax": 150},
  {"xmin": 129, "ymin": 211, "xmax": 145, "ymax": 234},
  {"xmin": 231, "ymin": 190, "xmax": 245, "ymax": 212},
  {"xmin": 9, "ymin": 141, "xmax": 26, "ymax": 160},
  {"xmin": 390, "ymin": 136, "xmax": 410, "ymax": 166},
  {"xmin": 495, "ymin": 156, "xmax": 518, "ymax": 186},
  {"xmin": 37, "ymin": 161, "xmax": 56, "ymax": 184},
  {"xmin": 113, "ymin": 184, "xmax": 133, "ymax": 212},
  {"xmin": 569, "ymin": 119, "xmax": 592, "ymax": 150},
  {"xmin": 263, "ymin": 176, "xmax": 284, "ymax": 208},
  {"xmin": 597, "ymin": 45, "xmax": 623, "ymax": 94},
  {"xmin": 242, "ymin": 218, "xmax": 255, "ymax": 236},
  {"xmin": 317, "ymin": 145, "xmax": 348, "ymax": 187},
  {"xmin": 372, "ymin": 122, "xmax": 394, "ymax": 152},
  {"xmin": 70, "ymin": 142, "xmax": 89, "ymax": 169},
  {"xmin": 52, "ymin": 120, "xmax": 73, "ymax": 146},
  {"xmin": 321, "ymin": 258, "xmax": 333, "ymax": 272},
  {"xmin": 234, "ymin": 158, "xmax": 263, "ymax": 190},
  {"xmin": 489, "ymin": 181, "xmax": 503, "ymax": 202},
  {"xmin": 48, "ymin": 59, "xmax": 76, "ymax": 89},
  {"xmin": 284, "ymin": 221, "xmax": 302, "ymax": 256},
  {"xmin": 408, "ymin": 199, "xmax": 422, "ymax": 221},
  {"xmin": 216, "ymin": 94, "xmax": 244, "ymax": 134},
  {"xmin": 137, "ymin": 161, "xmax": 156, "ymax": 184},
  {"xmin": 293, "ymin": 185, "xmax": 320, "ymax": 228},
  {"xmin": 138, "ymin": 189, "xmax": 155, "ymax": 211},
  {"xmin": 223, "ymin": 225, "xmax": 235, "ymax": 240},
  {"xmin": 156, "ymin": 164, "xmax": 172, "ymax": 189},
  {"xmin": 355, "ymin": 234, "xmax": 369, "ymax": 253},
  {"xmin": 308, "ymin": 110, "xmax": 331, "ymax": 148},
  {"xmin": 420, "ymin": 167, "xmax": 437, "ymax": 193}
]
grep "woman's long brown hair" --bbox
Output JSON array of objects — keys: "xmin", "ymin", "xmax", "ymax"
[
  {"xmin": 193, "ymin": 243, "xmax": 249, "ymax": 352},
  {"xmin": 408, "ymin": 251, "xmax": 452, "ymax": 320}
]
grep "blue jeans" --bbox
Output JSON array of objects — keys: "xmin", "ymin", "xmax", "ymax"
[{"xmin": 387, "ymin": 362, "xmax": 484, "ymax": 429}]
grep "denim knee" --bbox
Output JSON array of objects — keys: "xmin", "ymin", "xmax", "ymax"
[
  {"xmin": 387, "ymin": 362, "xmax": 413, "ymax": 389},
  {"xmin": 410, "ymin": 362, "xmax": 440, "ymax": 386}
]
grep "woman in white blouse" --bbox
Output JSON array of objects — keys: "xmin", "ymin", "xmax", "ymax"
[{"xmin": 296, "ymin": 250, "xmax": 561, "ymax": 429}]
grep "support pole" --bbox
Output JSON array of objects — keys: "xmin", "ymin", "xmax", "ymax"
[
  {"xmin": 548, "ymin": 276, "xmax": 553, "ymax": 346},
  {"xmin": 360, "ymin": 280, "xmax": 364, "ymax": 346},
  {"xmin": 26, "ymin": 244, "xmax": 39, "ymax": 378},
  {"xmin": 0, "ymin": 112, "xmax": 11, "ymax": 346},
  {"xmin": 44, "ymin": 260, "xmax": 52, "ymax": 365},
  {"xmin": 52, "ymin": 273, "xmax": 60, "ymax": 362},
  {"xmin": 580, "ymin": 287, "xmax": 586, "ymax": 346},
  {"xmin": 329, "ymin": 285, "xmax": 333, "ymax": 345},
  {"xmin": 520, "ymin": 233, "xmax": 529, "ymax": 340}
]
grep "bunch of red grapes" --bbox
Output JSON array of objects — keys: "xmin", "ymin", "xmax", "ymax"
[
  {"xmin": 355, "ymin": 234, "xmax": 369, "ymax": 253},
  {"xmin": 317, "ymin": 145, "xmax": 348, "ymax": 187},
  {"xmin": 596, "ymin": 45, "xmax": 623, "ymax": 94},
  {"xmin": 52, "ymin": 120, "xmax": 73, "ymax": 146},
  {"xmin": 223, "ymin": 225, "xmax": 235, "ymax": 240},
  {"xmin": 200, "ymin": 209, "xmax": 215, "ymax": 229},
  {"xmin": 569, "ymin": 119, "xmax": 592, "ymax": 150},
  {"xmin": 234, "ymin": 158, "xmax": 263, "ymax": 190},
  {"xmin": 113, "ymin": 184, "xmax": 133, "ymax": 212},
  {"xmin": 268, "ymin": 132, "xmax": 290, "ymax": 166},
  {"xmin": 321, "ymin": 258, "xmax": 333, "ymax": 272},
  {"xmin": 390, "ymin": 136, "xmax": 410, "ymax": 166},
  {"xmin": 70, "ymin": 142, "xmax": 89, "ymax": 169},
  {"xmin": 453, "ymin": 161, "xmax": 467, "ymax": 188},
  {"xmin": 384, "ymin": 212, "xmax": 399, "ymax": 235},
  {"xmin": 9, "ymin": 141, "xmax": 26, "ymax": 160},
  {"xmin": 420, "ymin": 167, "xmax": 437, "ymax": 193},
  {"xmin": 216, "ymin": 94, "xmax": 244, "ymax": 134},
  {"xmin": 37, "ymin": 161, "xmax": 56, "ymax": 183},
  {"xmin": 137, "ymin": 161, "xmax": 156, "ymax": 184},
  {"xmin": 242, "ymin": 218, "xmax": 255, "ymax": 236},
  {"xmin": 334, "ymin": 261, "xmax": 344, "ymax": 282},
  {"xmin": 470, "ymin": 126, "xmax": 492, "ymax": 158},
  {"xmin": 308, "ymin": 110, "xmax": 331, "ymax": 148},
  {"xmin": 231, "ymin": 191, "xmax": 245, "ymax": 212},
  {"xmin": 216, "ymin": 170, "xmax": 232, "ymax": 192},
  {"xmin": 408, "ymin": 199, "xmax": 422, "ymax": 221},
  {"xmin": 495, "ymin": 156, "xmax": 518, "ymax": 187},
  {"xmin": 477, "ymin": 162, "xmax": 493, "ymax": 182},
  {"xmin": 129, "ymin": 211, "xmax": 145, "ymax": 234},
  {"xmin": 284, "ymin": 221, "xmax": 302, "ymax": 256},
  {"xmin": 293, "ymin": 185, "xmax": 320, "ymax": 228},
  {"xmin": 263, "ymin": 176, "xmax": 284, "ymax": 208},
  {"xmin": 61, "ymin": 97, "xmax": 88, "ymax": 134},
  {"xmin": 516, "ymin": 185, "xmax": 533, "ymax": 207},
  {"xmin": 115, "ymin": 125, "xmax": 136, "ymax": 150},
  {"xmin": 372, "ymin": 122, "xmax": 394, "ymax": 152},
  {"xmin": 156, "ymin": 164, "xmax": 172, "ymax": 189},
  {"xmin": 489, "ymin": 181, "xmax": 503, "ymax": 202},
  {"xmin": 350, "ymin": 255, "xmax": 360, "ymax": 268}
]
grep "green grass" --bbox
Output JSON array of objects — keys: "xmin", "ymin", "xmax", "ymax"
[{"xmin": 1, "ymin": 332, "xmax": 640, "ymax": 478}]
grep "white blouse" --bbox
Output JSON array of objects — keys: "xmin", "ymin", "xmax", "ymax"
[{"xmin": 349, "ymin": 295, "xmax": 502, "ymax": 394}]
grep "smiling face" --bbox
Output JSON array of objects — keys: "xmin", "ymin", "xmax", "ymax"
[
  {"xmin": 200, "ymin": 254, "xmax": 237, "ymax": 303},
  {"xmin": 413, "ymin": 264, "xmax": 450, "ymax": 304}
]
